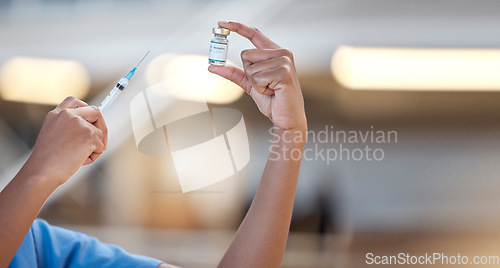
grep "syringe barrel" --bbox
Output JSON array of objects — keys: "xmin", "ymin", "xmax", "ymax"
[
  {"xmin": 115, "ymin": 77, "xmax": 130, "ymax": 89},
  {"xmin": 98, "ymin": 78, "xmax": 129, "ymax": 112}
]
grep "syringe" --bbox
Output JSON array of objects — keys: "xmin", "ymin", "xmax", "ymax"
[{"xmin": 98, "ymin": 51, "xmax": 150, "ymax": 112}]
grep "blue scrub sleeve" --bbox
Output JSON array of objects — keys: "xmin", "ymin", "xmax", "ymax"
[{"xmin": 9, "ymin": 219, "xmax": 163, "ymax": 268}]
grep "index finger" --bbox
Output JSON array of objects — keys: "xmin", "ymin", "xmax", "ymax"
[
  {"xmin": 91, "ymin": 107, "xmax": 108, "ymax": 150},
  {"xmin": 73, "ymin": 106, "xmax": 101, "ymax": 124},
  {"xmin": 218, "ymin": 21, "xmax": 280, "ymax": 49},
  {"xmin": 73, "ymin": 106, "xmax": 108, "ymax": 149},
  {"xmin": 56, "ymin": 96, "xmax": 88, "ymax": 110}
]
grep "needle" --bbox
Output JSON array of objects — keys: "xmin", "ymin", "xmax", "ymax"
[{"xmin": 136, "ymin": 50, "xmax": 150, "ymax": 68}]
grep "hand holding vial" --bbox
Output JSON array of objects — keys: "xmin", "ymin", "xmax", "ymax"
[{"xmin": 208, "ymin": 21, "xmax": 307, "ymax": 133}]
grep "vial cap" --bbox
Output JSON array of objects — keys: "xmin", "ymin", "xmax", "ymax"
[{"xmin": 213, "ymin": 27, "xmax": 230, "ymax": 36}]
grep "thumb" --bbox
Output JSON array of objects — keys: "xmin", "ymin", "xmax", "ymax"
[{"xmin": 208, "ymin": 65, "xmax": 251, "ymax": 93}]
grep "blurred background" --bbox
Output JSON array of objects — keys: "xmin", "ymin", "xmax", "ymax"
[{"xmin": 2, "ymin": 0, "xmax": 500, "ymax": 267}]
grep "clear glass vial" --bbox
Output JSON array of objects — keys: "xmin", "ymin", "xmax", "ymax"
[{"xmin": 209, "ymin": 27, "xmax": 230, "ymax": 66}]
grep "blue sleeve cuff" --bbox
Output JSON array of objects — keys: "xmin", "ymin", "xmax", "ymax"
[{"xmin": 30, "ymin": 219, "xmax": 163, "ymax": 268}]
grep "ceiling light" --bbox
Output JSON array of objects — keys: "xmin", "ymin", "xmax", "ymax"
[
  {"xmin": 146, "ymin": 54, "xmax": 243, "ymax": 104},
  {"xmin": 0, "ymin": 57, "xmax": 90, "ymax": 105},
  {"xmin": 332, "ymin": 46, "xmax": 500, "ymax": 91}
]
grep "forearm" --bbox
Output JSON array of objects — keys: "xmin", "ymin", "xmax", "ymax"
[
  {"xmin": 0, "ymin": 160, "xmax": 56, "ymax": 267},
  {"xmin": 0, "ymin": 97, "xmax": 106, "ymax": 267},
  {"xmin": 219, "ymin": 127, "xmax": 306, "ymax": 268}
]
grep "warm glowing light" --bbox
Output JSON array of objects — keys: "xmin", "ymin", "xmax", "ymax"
[
  {"xmin": 332, "ymin": 46, "xmax": 500, "ymax": 91},
  {"xmin": 146, "ymin": 54, "xmax": 243, "ymax": 104},
  {"xmin": 0, "ymin": 57, "xmax": 90, "ymax": 105}
]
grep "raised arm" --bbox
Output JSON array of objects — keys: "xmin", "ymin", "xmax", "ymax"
[
  {"xmin": 209, "ymin": 21, "xmax": 307, "ymax": 268},
  {"xmin": 0, "ymin": 97, "xmax": 107, "ymax": 267}
]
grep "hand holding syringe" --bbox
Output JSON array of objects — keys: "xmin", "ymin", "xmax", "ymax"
[{"xmin": 98, "ymin": 51, "xmax": 150, "ymax": 112}]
